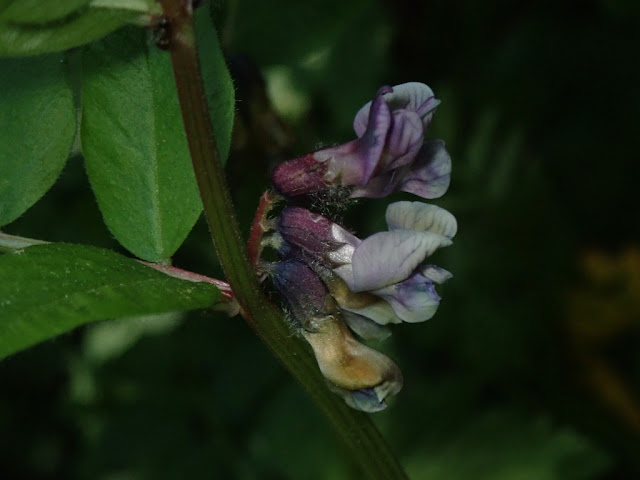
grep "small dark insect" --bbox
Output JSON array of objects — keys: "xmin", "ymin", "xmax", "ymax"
[{"xmin": 154, "ymin": 16, "xmax": 172, "ymax": 50}]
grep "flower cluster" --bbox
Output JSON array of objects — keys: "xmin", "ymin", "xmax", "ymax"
[{"xmin": 266, "ymin": 83, "xmax": 455, "ymax": 412}]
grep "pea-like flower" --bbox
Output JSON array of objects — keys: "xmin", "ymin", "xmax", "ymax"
[
  {"xmin": 265, "ymin": 81, "xmax": 456, "ymax": 412},
  {"xmin": 270, "ymin": 258, "xmax": 403, "ymax": 412},
  {"xmin": 275, "ymin": 201, "xmax": 456, "ymax": 331},
  {"xmin": 271, "ymin": 82, "xmax": 451, "ymax": 199}
]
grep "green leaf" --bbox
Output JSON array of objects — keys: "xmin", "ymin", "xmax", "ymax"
[
  {"xmin": 0, "ymin": 243, "xmax": 220, "ymax": 360},
  {"xmin": 81, "ymin": 27, "xmax": 203, "ymax": 262},
  {"xmin": 0, "ymin": 54, "xmax": 75, "ymax": 226},
  {"xmin": 0, "ymin": 0, "xmax": 91, "ymax": 24},
  {"xmin": 195, "ymin": 6, "xmax": 235, "ymax": 163},
  {"xmin": 0, "ymin": 6, "xmax": 138, "ymax": 57}
]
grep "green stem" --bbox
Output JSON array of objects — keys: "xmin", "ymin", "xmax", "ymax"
[{"xmin": 157, "ymin": 2, "xmax": 408, "ymax": 478}]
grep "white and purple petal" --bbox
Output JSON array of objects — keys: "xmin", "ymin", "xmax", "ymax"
[
  {"xmin": 349, "ymin": 170, "xmax": 400, "ymax": 199},
  {"xmin": 385, "ymin": 201, "xmax": 457, "ymax": 238},
  {"xmin": 383, "ymin": 110, "xmax": 424, "ymax": 171},
  {"xmin": 353, "ymin": 85, "xmax": 393, "ymax": 138},
  {"xmin": 372, "ymin": 272, "xmax": 441, "ymax": 323},
  {"xmin": 344, "ymin": 229, "xmax": 452, "ymax": 292},
  {"xmin": 354, "ymin": 82, "xmax": 439, "ymax": 136},
  {"xmin": 399, "ymin": 140, "xmax": 451, "ymax": 199},
  {"xmin": 315, "ymin": 90, "xmax": 392, "ymax": 186},
  {"xmin": 342, "ymin": 388, "xmax": 388, "ymax": 412}
]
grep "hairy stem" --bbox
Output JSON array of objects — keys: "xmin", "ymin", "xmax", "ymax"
[{"xmin": 157, "ymin": 2, "xmax": 408, "ymax": 478}]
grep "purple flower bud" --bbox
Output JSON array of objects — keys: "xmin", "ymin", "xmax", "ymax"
[
  {"xmin": 276, "ymin": 206, "xmax": 360, "ymax": 262},
  {"xmin": 271, "ymin": 258, "xmax": 332, "ymax": 327}
]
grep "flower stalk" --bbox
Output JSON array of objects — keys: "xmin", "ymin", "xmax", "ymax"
[{"xmin": 156, "ymin": 1, "xmax": 408, "ymax": 478}]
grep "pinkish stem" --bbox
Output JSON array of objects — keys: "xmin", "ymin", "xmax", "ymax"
[
  {"xmin": 247, "ymin": 190, "xmax": 279, "ymax": 269},
  {"xmin": 139, "ymin": 261, "xmax": 234, "ymax": 301}
]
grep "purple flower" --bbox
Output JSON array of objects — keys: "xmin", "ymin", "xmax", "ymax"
[
  {"xmin": 271, "ymin": 82, "xmax": 451, "ymax": 199},
  {"xmin": 276, "ymin": 201, "xmax": 456, "ymax": 329}
]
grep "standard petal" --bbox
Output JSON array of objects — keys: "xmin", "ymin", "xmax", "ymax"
[
  {"xmin": 317, "ymin": 90, "xmax": 392, "ymax": 186},
  {"xmin": 352, "ymin": 91, "xmax": 393, "ymax": 183},
  {"xmin": 386, "ymin": 201, "xmax": 457, "ymax": 238},
  {"xmin": 382, "ymin": 82, "xmax": 438, "ymax": 128},
  {"xmin": 383, "ymin": 110, "xmax": 424, "ymax": 171},
  {"xmin": 399, "ymin": 140, "xmax": 452, "ymax": 199},
  {"xmin": 355, "ymin": 82, "xmax": 439, "ymax": 135},
  {"xmin": 353, "ymin": 85, "xmax": 393, "ymax": 137},
  {"xmin": 373, "ymin": 273, "xmax": 441, "ymax": 323},
  {"xmin": 347, "ymin": 230, "xmax": 452, "ymax": 292}
]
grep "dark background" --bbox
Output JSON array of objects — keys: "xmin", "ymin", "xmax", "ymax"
[{"xmin": 2, "ymin": 0, "xmax": 639, "ymax": 478}]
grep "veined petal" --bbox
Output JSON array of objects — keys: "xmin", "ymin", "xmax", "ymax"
[
  {"xmin": 348, "ymin": 230, "xmax": 452, "ymax": 292},
  {"xmin": 386, "ymin": 201, "xmax": 457, "ymax": 238},
  {"xmin": 349, "ymin": 170, "xmax": 399, "ymax": 199},
  {"xmin": 383, "ymin": 110, "xmax": 424, "ymax": 171},
  {"xmin": 316, "ymin": 91, "xmax": 391, "ymax": 186},
  {"xmin": 354, "ymin": 83, "xmax": 438, "ymax": 136},
  {"xmin": 328, "ymin": 223, "xmax": 361, "ymax": 262},
  {"xmin": 373, "ymin": 273, "xmax": 441, "ymax": 323},
  {"xmin": 354, "ymin": 91, "xmax": 392, "ymax": 183},
  {"xmin": 353, "ymin": 85, "xmax": 393, "ymax": 138},
  {"xmin": 399, "ymin": 140, "xmax": 451, "ymax": 199}
]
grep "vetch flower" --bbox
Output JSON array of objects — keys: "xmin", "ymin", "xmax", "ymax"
[
  {"xmin": 263, "ymin": 80, "xmax": 456, "ymax": 412},
  {"xmin": 271, "ymin": 82, "xmax": 451, "ymax": 200},
  {"xmin": 275, "ymin": 201, "xmax": 456, "ymax": 328},
  {"xmin": 270, "ymin": 258, "xmax": 403, "ymax": 412}
]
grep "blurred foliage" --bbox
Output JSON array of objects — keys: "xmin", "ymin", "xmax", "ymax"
[{"xmin": 1, "ymin": 0, "xmax": 639, "ymax": 478}]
